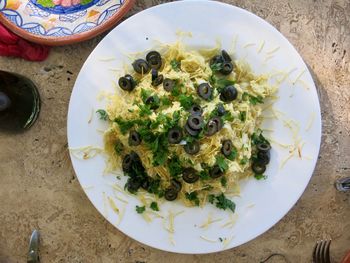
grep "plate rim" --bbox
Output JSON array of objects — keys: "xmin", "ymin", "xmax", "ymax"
[
  {"xmin": 0, "ymin": 0, "xmax": 135, "ymax": 46},
  {"xmin": 67, "ymin": 0, "xmax": 322, "ymax": 254}
]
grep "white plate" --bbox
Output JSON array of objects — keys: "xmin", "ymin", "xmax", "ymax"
[{"xmin": 67, "ymin": 0, "xmax": 321, "ymax": 254}]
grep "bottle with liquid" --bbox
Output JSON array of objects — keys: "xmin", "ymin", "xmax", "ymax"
[{"xmin": 0, "ymin": 70, "xmax": 40, "ymax": 132}]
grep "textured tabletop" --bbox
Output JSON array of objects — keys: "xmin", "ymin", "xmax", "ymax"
[{"xmin": 0, "ymin": 0, "xmax": 349, "ymax": 262}]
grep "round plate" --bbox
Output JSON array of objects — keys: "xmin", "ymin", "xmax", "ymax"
[
  {"xmin": 67, "ymin": 1, "xmax": 321, "ymax": 254},
  {"xmin": 0, "ymin": 0, "xmax": 134, "ymax": 45}
]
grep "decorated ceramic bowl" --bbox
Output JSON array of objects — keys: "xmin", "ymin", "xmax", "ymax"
[{"xmin": 0, "ymin": 0, "xmax": 135, "ymax": 45}]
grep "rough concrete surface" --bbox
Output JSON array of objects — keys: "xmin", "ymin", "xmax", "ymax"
[{"xmin": 0, "ymin": 0, "xmax": 349, "ymax": 262}]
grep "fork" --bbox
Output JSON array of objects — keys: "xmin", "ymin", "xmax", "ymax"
[{"xmin": 313, "ymin": 240, "xmax": 332, "ymax": 263}]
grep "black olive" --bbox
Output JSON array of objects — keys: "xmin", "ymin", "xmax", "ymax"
[
  {"xmin": 252, "ymin": 161, "xmax": 266, "ymax": 174},
  {"xmin": 164, "ymin": 187, "xmax": 178, "ymax": 201},
  {"xmin": 205, "ymin": 119, "xmax": 218, "ymax": 136},
  {"xmin": 171, "ymin": 179, "xmax": 182, "ymax": 192},
  {"xmin": 209, "ymin": 165, "xmax": 223, "ymax": 179},
  {"xmin": 118, "ymin": 74, "xmax": 136, "ymax": 91},
  {"xmin": 168, "ymin": 127, "xmax": 183, "ymax": 144},
  {"xmin": 129, "ymin": 151, "xmax": 141, "ymax": 163},
  {"xmin": 152, "ymin": 74, "xmax": 164, "ymax": 87},
  {"xmin": 163, "ymin": 78, "xmax": 175, "ymax": 92},
  {"xmin": 146, "ymin": 51, "xmax": 162, "ymax": 70},
  {"xmin": 151, "ymin": 68, "xmax": 158, "ymax": 81},
  {"xmin": 257, "ymin": 151, "xmax": 270, "ymax": 165},
  {"xmin": 127, "ymin": 177, "xmax": 141, "ymax": 192},
  {"xmin": 216, "ymin": 103, "xmax": 226, "ymax": 116},
  {"xmin": 220, "ymin": 62, "xmax": 233, "ymax": 75},
  {"xmin": 189, "ymin": 104, "xmax": 203, "ymax": 116},
  {"xmin": 205, "ymin": 117, "xmax": 222, "ymax": 136},
  {"xmin": 141, "ymin": 178, "xmax": 150, "ymax": 190},
  {"xmin": 182, "ymin": 167, "xmax": 199, "ymax": 183},
  {"xmin": 221, "ymin": 50, "xmax": 232, "ymax": 62},
  {"xmin": 197, "ymin": 83, "xmax": 213, "ymax": 100},
  {"xmin": 184, "ymin": 141, "xmax": 200, "ymax": 155},
  {"xmin": 210, "ymin": 55, "xmax": 224, "ymax": 66},
  {"xmin": 221, "ymin": 140, "xmax": 233, "ymax": 156},
  {"xmin": 132, "ymin": 59, "xmax": 150, "ymax": 74},
  {"xmin": 187, "ymin": 115, "xmax": 203, "ymax": 130},
  {"xmin": 257, "ymin": 143, "xmax": 271, "ymax": 153},
  {"xmin": 145, "ymin": 96, "xmax": 159, "ymax": 110},
  {"xmin": 122, "ymin": 154, "xmax": 133, "ymax": 173},
  {"xmin": 184, "ymin": 123, "xmax": 200, "ymax": 136},
  {"xmin": 128, "ymin": 130, "xmax": 141, "ymax": 146},
  {"xmin": 220, "ymin": 85, "xmax": 238, "ymax": 102}
]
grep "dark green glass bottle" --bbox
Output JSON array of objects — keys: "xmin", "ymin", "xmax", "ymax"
[{"xmin": 0, "ymin": 70, "xmax": 40, "ymax": 132}]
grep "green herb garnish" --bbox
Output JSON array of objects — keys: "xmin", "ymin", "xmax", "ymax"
[
  {"xmin": 136, "ymin": 205, "xmax": 146, "ymax": 214},
  {"xmin": 226, "ymin": 149, "xmax": 237, "ymax": 161},
  {"xmin": 220, "ymin": 176, "xmax": 227, "ymax": 187},
  {"xmin": 240, "ymin": 156, "xmax": 249, "ymax": 165},
  {"xmin": 138, "ymin": 104, "xmax": 152, "ymax": 117},
  {"xmin": 210, "ymin": 63, "xmax": 223, "ymax": 72},
  {"xmin": 170, "ymin": 59, "xmax": 181, "ymax": 71},
  {"xmin": 114, "ymin": 140, "xmax": 124, "ymax": 155},
  {"xmin": 216, "ymin": 155, "xmax": 229, "ymax": 172},
  {"xmin": 96, "ymin": 109, "xmax": 108, "ymax": 121},
  {"xmin": 239, "ymin": 111, "xmax": 246, "ymax": 122},
  {"xmin": 254, "ymin": 174, "xmax": 267, "ymax": 180},
  {"xmin": 150, "ymin": 201, "xmax": 159, "ymax": 211},
  {"xmin": 185, "ymin": 191, "xmax": 200, "ymax": 206},
  {"xmin": 167, "ymin": 154, "xmax": 183, "ymax": 178},
  {"xmin": 211, "ymin": 193, "xmax": 236, "ymax": 213},
  {"xmin": 140, "ymin": 88, "xmax": 152, "ymax": 102},
  {"xmin": 178, "ymin": 94, "xmax": 195, "ymax": 110}
]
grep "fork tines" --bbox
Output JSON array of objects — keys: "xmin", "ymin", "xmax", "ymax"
[{"xmin": 313, "ymin": 239, "xmax": 332, "ymax": 263}]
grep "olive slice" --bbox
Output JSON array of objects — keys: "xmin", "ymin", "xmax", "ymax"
[
  {"xmin": 220, "ymin": 85, "xmax": 238, "ymax": 102},
  {"xmin": 126, "ymin": 177, "xmax": 141, "ymax": 192},
  {"xmin": 141, "ymin": 177, "xmax": 150, "ymax": 190},
  {"xmin": 221, "ymin": 140, "xmax": 233, "ymax": 156},
  {"xmin": 184, "ymin": 141, "xmax": 200, "ymax": 155},
  {"xmin": 221, "ymin": 50, "xmax": 232, "ymax": 62},
  {"xmin": 182, "ymin": 167, "xmax": 199, "ymax": 183},
  {"xmin": 122, "ymin": 154, "xmax": 133, "ymax": 173},
  {"xmin": 216, "ymin": 103, "xmax": 226, "ymax": 116},
  {"xmin": 171, "ymin": 179, "xmax": 182, "ymax": 192},
  {"xmin": 187, "ymin": 115, "xmax": 203, "ymax": 130},
  {"xmin": 132, "ymin": 59, "xmax": 150, "ymax": 74},
  {"xmin": 257, "ymin": 143, "xmax": 271, "ymax": 153},
  {"xmin": 151, "ymin": 68, "xmax": 158, "ymax": 81},
  {"xmin": 128, "ymin": 130, "xmax": 142, "ymax": 146},
  {"xmin": 163, "ymin": 78, "xmax": 175, "ymax": 92},
  {"xmin": 205, "ymin": 119, "xmax": 218, "ymax": 136},
  {"xmin": 252, "ymin": 162, "xmax": 266, "ymax": 174},
  {"xmin": 211, "ymin": 116, "xmax": 223, "ymax": 131},
  {"xmin": 220, "ymin": 62, "xmax": 233, "ymax": 75},
  {"xmin": 257, "ymin": 151, "xmax": 270, "ymax": 165},
  {"xmin": 210, "ymin": 55, "xmax": 224, "ymax": 66},
  {"xmin": 209, "ymin": 165, "xmax": 223, "ymax": 179},
  {"xmin": 197, "ymin": 83, "xmax": 212, "ymax": 100},
  {"xmin": 184, "ymin": 123, "xmax": 200, "ymax": 136},
  {"xmin": 146, "ymin": 51, "xmax": 162, "ymax": 70},
  {"xmin": 168, "ymin": 127, "xmax": 183, "ymax": 144},
  {"xmin": 152, "ymin": 74, "xmax": 164, "ymax": 87},
  {"xmin": 164, "ymin": 188, "xmax": 178, "ymax": 201},
  {"xmin": 145, "ymin": 96, "xmax": 159, "ymax": 110},
  {"xmin": 118, "ymin": 74, "xmax": 136, "ymax": 91},
  {"xmin": 189, "ymin": 104, "xmax": 203, "ymax": 116}
]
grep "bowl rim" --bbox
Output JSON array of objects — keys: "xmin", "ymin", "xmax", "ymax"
[{"xmin": 0, "ymin": 0, "xmax": 135, "ymax": 46}]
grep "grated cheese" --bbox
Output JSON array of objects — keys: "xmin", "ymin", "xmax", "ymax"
[
  {"xmin": 266, "ymin": 46, "xmax": 280, "ymax": 55},
  {"xmin": 243, "ymin": 43, "xmax": 255, "ymax": 48},
  {"xmin": 199, "ymin": 213, "xmax": 223, "ymax": 229},
  {"xmin": 69, "ymin": 146, "xmax": 104, "ymax": 160},
  {"xmin": 222, "ymin": 234, "xmax": 235, "ymax": 248},
  {"xmin": 221, "ymin": 214, "xmax": 238, "ymax": 229},
  {"xmin": 292, "ymin": 69, "xmax": 306, "ymax": 85},
  {"xmin": 107, "ymin": 196, "xmax": 120, "ymax": 214},
  {"xmin": 98, "ymin": 57, "xmax": 116, "ymax": 62},
  {"xmin": 257, "ymin": 40, "xmax": 265, "ymax": 53},
  {"xmin": 88, "ymin": 108, "xmax": 94, "ymax": 124},
  {"xmin": 305, "ymin": 112, "xmax": 315, "ymax": 131}
]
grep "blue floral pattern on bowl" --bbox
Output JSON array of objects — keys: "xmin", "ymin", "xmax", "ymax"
[
  {"xmin": 0, "ymin": 0, "xmax": 128, "ymax": 43},
  {"xmin": 30, "ymin": 0, "xmax": 100, "ymax": 15}
]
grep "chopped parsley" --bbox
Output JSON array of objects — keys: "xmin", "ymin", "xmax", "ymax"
[
  {"xmin": 147, "ymin": 178, "xmax": 164, "ymax": 197},
  {"xmin": 136, "ymin": 205, "xmax": 146, "ymax": 214},
  {"xmin": 210, "ymin": 193, "xmax": 236, "ymax": 213},
  {"xmin": 185, "ymin": 191, "xmax": 200, "ymax": 206},
  {"xmin": 150, "ymin": 201, "xmax": 159, "ymax": 211},
  {"xmin": 167, "ymin": 154, "xmax": 183, "ymax": 178},
  {"xmin": 178, "ymin": 94, "xmax": 195, "ymax": 110},
  {"xmin": 226, "ymin": 148, "xmax": 237, "ymax": 161},
  {"xmin": 199, "ymin": 170, "xmax": 210, "ymax": 180},
  {"xmin": 140, "ymin": 88, "xmax": 152, "ymax": 102},
  {"xmin": 210, "ymin": 63, "xmax": 223, "ymax": 72},
  {"xmin": 254, "ymin": 174, "xmax": 267, "ymax": 180},
  {"xmin": 114, "ymin": 118, "xmax": 137, "ymax": 134},
  {"xmin": 160, "ymin": 96, "xmax": 172, "ymax": 106},
  {"xmin": 251, "ymin": 129, "xmax": 270, "ymax": 146},
  {"xmin": 239, "ymin": 111, "xmax": 246, "ymax": 122},
  {"xmin": 240, "ymin": 156, "xmax": 249, "ymax": 165},
  {"xmin": 242, "ymin": 92, "xmax": 264, "ymax": 105},
  {"xmin": 209, "ymin": 75, "xmax": 235, "ymax": 92},
  {"xmin": 216, "ymin": 155, "xmax": 229, "ymax": 172},
  {"xmin": 170, "ymin": 59, "xmax": 181, "ymax": 71},
  {"xmin": 96, "ymin": 109, "xmax": 108, "ymax": 121},
  {"xmin": 138, "ymin": 104, "xmax": 152, "ymax": 117},
  {"xmin": 114, "ymin": 140, "xmax": 124, "ymax": 155},
  {"xmin": 220, "ymin": 176, "xmax": 227, "ymax": 187}
]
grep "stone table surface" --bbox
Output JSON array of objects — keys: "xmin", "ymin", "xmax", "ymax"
[{"xmin": 0, "ymin": 0, "xmax": 349, "ymax": 262}]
